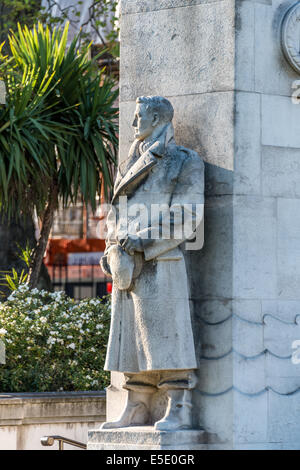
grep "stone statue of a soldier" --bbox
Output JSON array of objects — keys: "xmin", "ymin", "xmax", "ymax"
[{"xmin": 100, "ymin": 96, "xmax": 204, "ymax": 431}]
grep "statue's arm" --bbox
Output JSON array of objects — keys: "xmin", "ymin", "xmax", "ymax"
[
  {"xmin": 138, "ymin": 153, "xmax": 205, "ymax": 261},
  {"xmin": 99, "ymin": 206, "xmax": 118, "ymax": 277}
]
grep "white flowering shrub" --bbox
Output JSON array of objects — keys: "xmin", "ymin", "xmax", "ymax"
[{"xmin": 0, "ymin": 285, "xmax": 111, "ymax": 392}]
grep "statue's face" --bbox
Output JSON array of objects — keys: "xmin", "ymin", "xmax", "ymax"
[{"xmin": 132, "ymin": 103, "xmax": 158, "ymax": 140}]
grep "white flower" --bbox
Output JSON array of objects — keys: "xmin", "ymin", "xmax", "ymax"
[
  {"xmin": 67, "ymin": 343, "xmax": 76, "ymax": 350},
  {"xmin": 0, "ymin": 328, "xmax": 7, "ymax": 336},
  {"xmin": 18, "ymin": 284, "xmax": 28, "ymax": 292},
  {"xmin": 40, "ymin": 317, "xmax": 47, "ymax": 324},
  {"xmin": 47, "ymin": 337, "xmax": 56, "ymax": 345},
  {"xmin": 96, "ymin": 324, "xmax": 103, "ymax": 330}
]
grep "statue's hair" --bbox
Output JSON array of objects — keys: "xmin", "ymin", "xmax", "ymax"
[{"xmin": 136, "ymin": 96, "xmax": 174, "ymax": 123}]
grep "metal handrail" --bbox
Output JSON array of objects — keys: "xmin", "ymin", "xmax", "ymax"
[{"xmin": 41, "ymin": 435, "xmax": 87, "ymax": 450}]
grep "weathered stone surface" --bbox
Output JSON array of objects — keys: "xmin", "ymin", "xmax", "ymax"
[
  {"xmin": 233, "ymin": 196, "xmax": 277, "ymax": 299},
  {"xmin": 121, "ymin": 0, "xmax": 221, "ymax": 16},
  {"xmin": 232, "ymin": 299, "xmax": 262, "ymax": 323},
  {"xmin": 234, "ymin": 392, "xmax": 268, "ymax": 443},
  {"xmin": 268, "ymin": 392, "xmax": 300, "ymax": 443},
  {"xmin": 262, "ymin": 299, "xmax": 300, "ymax": 323},
  {"xmin": 171, "ymin": 93, "xmax": 234, "ymax": 170},
  {"xmin": 198, "ymin": 355, "xmax": 233, "ymax": 394},
  {"xmin": 235, "ymin": 0, "xmax": 255, "ymax": 92},
  {"xmin": 120, "ymin": 2, "xmax": 235, "ymax": 101},
  {"xmin": 87, "ymin": 426, "xmax": 214, "ymax": 450},
  {"xmin": 277, "ymin": 198, "xmax": 300, "ymax": 299},
  {"xmin": 262, "ymin": 146, "xmax": 300, "ymax": 198},
  {"xmin": 233, "ymin": 317, "xmax": 264, "ymax": 357},
  {"xmin": 264, "ymin": 315, "xmax": 300, "ymax": 357},
  {"xmin": 233, "ymin": 355, "xmax": 265, "ymax": 394},
  {"xmin": 234, "ymin": 92, "xmax": 261, "ymax": 195},
  {"xmin": 188, "ymin": 196, "xmax": 233, "ymax": 299},
  {"xmin": 262, "ymin": 94, "xmax": 300, "ymax": 148}
]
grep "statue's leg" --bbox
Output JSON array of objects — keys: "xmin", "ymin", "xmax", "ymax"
[
  {"xmin": 101, "ymin": 372, "xmax": 158, "ymax": 429},
  {"xmin": 154, "ymin": 370, "xmax": 197, "ymax": 431}
]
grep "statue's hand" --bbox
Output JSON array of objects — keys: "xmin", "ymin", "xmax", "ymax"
[
  {"xmin": 100, "ymin": 255, "xmax": 112, "ymax": 277},
  {"xmin": 118, "ymin": 236, "xmax": 143, "ymax": 256}
]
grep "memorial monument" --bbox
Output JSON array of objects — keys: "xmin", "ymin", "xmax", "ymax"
[{"xmin": 88, "ymin": 0, "xmax": 300, "ymax": 450}]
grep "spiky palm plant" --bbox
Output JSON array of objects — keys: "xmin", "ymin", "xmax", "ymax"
[{"xmin": 0, "ymin": 22, "xmax": 118, "ymax": 288}]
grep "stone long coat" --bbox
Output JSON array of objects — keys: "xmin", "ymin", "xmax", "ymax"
[{"xmin": 102, "ymin": 124, "xmax": 204, "ymax": 373}]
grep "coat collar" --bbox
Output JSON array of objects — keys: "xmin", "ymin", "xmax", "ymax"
[{"xmin": 112, "ymin": 123, "xmax": 175, "ymax": 203}]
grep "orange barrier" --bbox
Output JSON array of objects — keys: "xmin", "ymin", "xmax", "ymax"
[{"xmin": 45, "ymin": 238, "xmax": 106, "ymax": 265}]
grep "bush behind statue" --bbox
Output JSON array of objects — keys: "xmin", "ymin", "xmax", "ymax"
[{"xmin": 0, "ymin": 285, "xmax": 110, "ymax": 392}]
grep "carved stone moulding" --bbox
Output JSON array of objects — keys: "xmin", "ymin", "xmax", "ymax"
[{"xmin": 281, "ymin": 1, "xmax": 300, "ymax": 74}]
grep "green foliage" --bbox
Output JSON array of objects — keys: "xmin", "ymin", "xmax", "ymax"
[
  {"xmin": 0, "ymin": 285, "xmax": 111, "ymax": 392},
  {"xmin": 0, "ymin": 0, "xmax": 120, "ymax": 58},
  {"xmin": 0, "ymin": 242, "xmax": 33, "ymax": 296},
  {"xmin": 0, "ymin": 22, "xmax": 118, "ymax": 218}
]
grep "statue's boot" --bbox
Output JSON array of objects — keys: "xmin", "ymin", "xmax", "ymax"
[
  {"xmin": 101, "ymin": 387, "xmax": 154, "ymax": 429},
  {"xmin": 154, "ymin": 389, "xmax": 193, "ymax": 431}
]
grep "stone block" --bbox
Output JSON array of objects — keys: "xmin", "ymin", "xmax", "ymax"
[
  {"xmin": 234, "ymin": 92, "xmax": 261, "ymax": 195},
  {"xmin": 198, "ymin": 356, "xmax": 233, "ymax": 394},
  {"xmin": 233, "ymin": 316, "xmax": 264, "ymax": 357},
  {"xmin": 205, "ymin": 163, "xmax": 233, "ymax": 197},
  {"xmin": 233, "ymin": 196, "xmax": 277, "ymax": 299},
  {"xmin": 232, "ymin": 299, "xmax": 262, "ymax": 323},
  {"xmin": 188, "ymin": 196, "xmax": 233, "ymax": 299},
  {"xmin": 121, "ymin": 0, "xmax": 221, "ymax": 16},
  {"xmin": 262, "ymin": 300, "xmax": 300, "ymax": 323},
  {"xmin": 87, "ymin": 426, "xmax": 213, "ymax": 450},
  {"xmin": 195, "ymin": 391, "xmax": 233, "ymax": 443},
  {"xmin": 277, "ymin": 198, "xmax": 300, "ymax": 299},
  {"xmin": 262, "ymin": 94, "xmax": 300, "ymax": 148},
  {"xmin": 234, "ymin": 392, "xmax": 268, "ymax": 443},
  {"xmin": 233, "ymin": 355, "xmax": 265, "ymax": 393},
  {"xmin": 268, "ymin": 391, "xmax": 300, "ymax": 443},
  {"xmin": 120, "ymin": 2, "xmax": 235, "ymax": 101},
  {"xmin": 264, "ymin": 315, "xmax": 300, "ymax": 357},
  {"xmin": 262, "ymin": 146, "xmax": 300, "ymax": 198},
  {"xmin": 235, "ymin": 1, "xmax": 255, "ymax": 92}
]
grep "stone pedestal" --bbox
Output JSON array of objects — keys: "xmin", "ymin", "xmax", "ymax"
[{"xmin": 87, "ymin": 426, "xmax": 221, "ymax": 450}]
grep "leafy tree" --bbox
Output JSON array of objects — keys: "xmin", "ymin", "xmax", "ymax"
[{"xmin": 0, "ymin": 22, "xmax": 118, "ymax": 288}]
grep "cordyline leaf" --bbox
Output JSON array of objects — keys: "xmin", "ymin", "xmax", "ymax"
[{"xmin": 0, "ymin": 22, "xmax": 118, "ymax": 217}]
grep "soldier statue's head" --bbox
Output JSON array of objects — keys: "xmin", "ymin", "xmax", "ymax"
[{"xmin": 132, "ymin": 96, "xmax": 174, "ymax": 141}]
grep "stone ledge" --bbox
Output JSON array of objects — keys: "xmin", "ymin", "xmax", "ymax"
[
  {"xmin": 87, "ymin": 426, "xmax": 220, "ymax": 450},
  {"xmin": 0, "ymin": 391, "xmax": 106, "ymax": 426}
]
